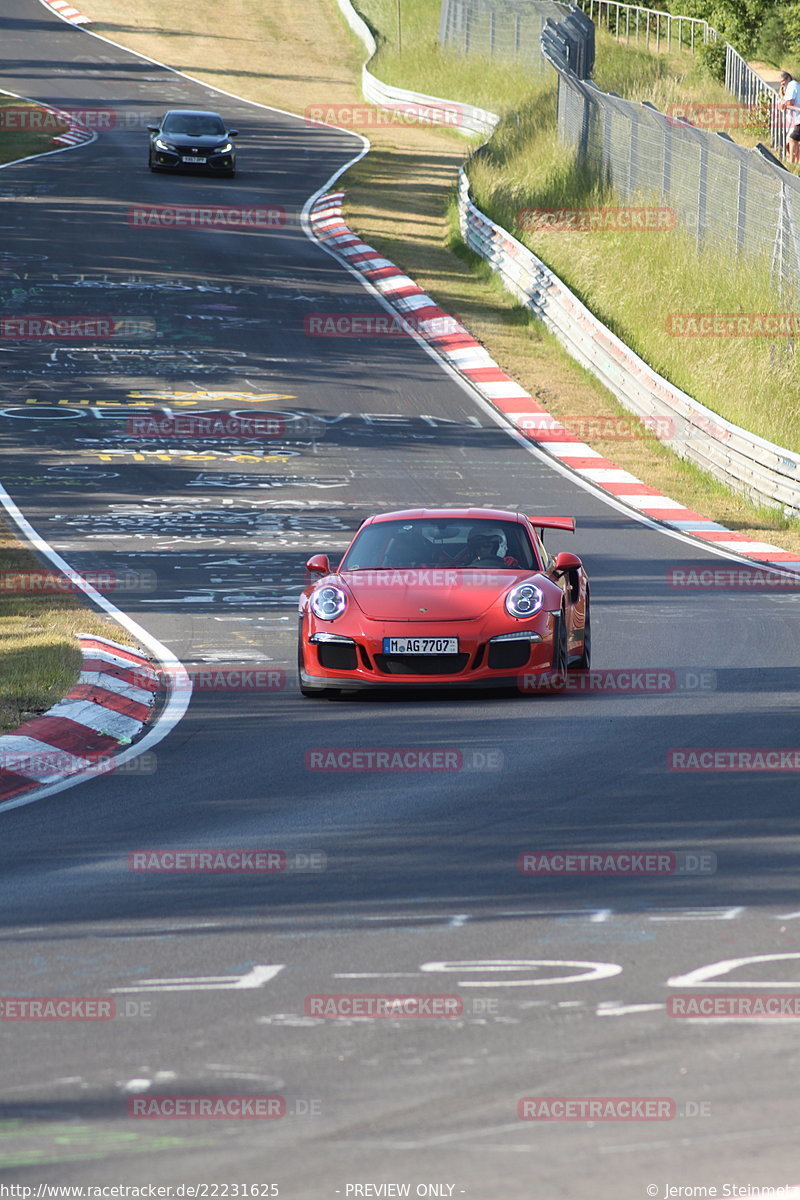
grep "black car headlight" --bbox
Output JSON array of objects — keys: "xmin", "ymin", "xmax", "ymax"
[
  {"xmin": 310, "ymin": 586, "xmax": 347, "ymax": 621},
  {"xmin": 154, "ymin": 138, "xmax": 176, "ymax": 152},
  {"xmin": 505, "ymin": 582, "xmax": 544, "ymax": 619},
  {"xmin": 214, "ymin": 142, "xmax": 234, "ymax": 154}
]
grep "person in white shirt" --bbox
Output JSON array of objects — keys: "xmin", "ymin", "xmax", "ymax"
[{"xmin": 778, "ymin": 71, "xmax": 800, "ymax": 164}]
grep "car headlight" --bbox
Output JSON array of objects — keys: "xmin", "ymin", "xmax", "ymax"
[
  {"xmin": 215, "ymin": 142, "xmax": 234, "ymax": 154},
  {"xmin": 505, "ymin": 582, "xmax": 544, "ymax": 619},
  {"xmin": 310, "ymin": 585, "xmax": 347, "ymax": 621},
  {"xmin": 154, "ymin": 138, "xmax": 175, "ymax": 151}
]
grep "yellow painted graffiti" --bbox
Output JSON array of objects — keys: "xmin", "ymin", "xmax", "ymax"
[{"xmin": 81, "ymin": 451, "xmax": 296, "ymax": 463}]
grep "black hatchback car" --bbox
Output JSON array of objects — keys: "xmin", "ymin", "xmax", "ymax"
[{"xmin": 147, "ymin": 110, "xmax": 238, "ymax": 177}]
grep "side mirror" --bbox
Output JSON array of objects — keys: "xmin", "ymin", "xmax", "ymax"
[
  {"xmin": 551, "ymin": 551, "xmax": 583, "ymax": 575},
  {"xmin": 306, "ymin": 554, "xmax": 331, "ymax": 575},
  {"xmin": 228, "ymin": 129, "xmax": 239, "ymax": 137},
  {"xmin": 146, "ymin": 125, "xmax": 160, "ymax": 133}
]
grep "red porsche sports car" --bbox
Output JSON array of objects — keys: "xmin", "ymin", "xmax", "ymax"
[{"xmin": 297, "ymin": 508, "xmax": 590, "ymax": 696}]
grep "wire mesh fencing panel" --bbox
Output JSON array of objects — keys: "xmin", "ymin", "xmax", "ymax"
[
  {"xmin": 440, "ymin": 0, "xmax": 800, "ymax": 292},
  {"xmin": 545, "ymin": 26, "xmax": 800, "ymax": 296},
  {"xmin": 439, "ymin": 0, "xmax": 592, "ymax": 77}
]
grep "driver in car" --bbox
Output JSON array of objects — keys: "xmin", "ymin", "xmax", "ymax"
[{"xmin": 453, "ymin": 525, "xmax": 521, "ymax": 568}]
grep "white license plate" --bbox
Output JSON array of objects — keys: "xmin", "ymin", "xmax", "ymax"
[
  {"xmin": 182, "ymin": 155, "xmax": 206, "ymax": 163},
  {"xmin": 383, "ymin": 637, "xmax": 458, "ymax": 655}
]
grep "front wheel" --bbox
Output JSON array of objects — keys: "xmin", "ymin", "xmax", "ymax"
[
  {"xmin": 572, "ymin": 593, "xmax": 591, "ymax": 670},
  {"xmin": 551, "ymin": 609, "xmax": 568, "ymax": 678},
  {"xmin": 299, "ymin": 680, "xmax": 328, "ymax": 698},
  {"xmin": 298, "ymin": 642, "xmax": 338, "ymax": 698}
]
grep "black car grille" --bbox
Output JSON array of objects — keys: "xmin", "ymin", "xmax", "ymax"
[
  {"xmin": 374, "ymin": 653, "xmax": 470, "ymax": 676},
  {"xmin": 317, "ymin": 643, "xmax": 358, "ymax": 671},
  {"xmin": 487, "ymin": 641, "xmax": 533, "ymax": 670}
]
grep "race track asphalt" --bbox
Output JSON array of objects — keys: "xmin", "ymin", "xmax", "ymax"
[{"xmin": 1, "ymin": 2, "xmax": 800, "ymax": 1192}]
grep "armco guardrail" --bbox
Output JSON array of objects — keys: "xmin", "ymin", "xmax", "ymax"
[
  {"xmin": 336, "ymin": 0, "xmax": 497, "ymax": 137},
  {"xmin": 335, "ymin": 0, "xmax": 800, "ymax": 516},
  {"xmin": 457, "ymin": 166, "xmax": 799, "ymax": 514}
]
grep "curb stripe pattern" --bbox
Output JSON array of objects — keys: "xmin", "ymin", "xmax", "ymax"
[
  {"xmin": 48, "ymin": 105, "xmax": 95, "ymax": 147},
  {"xmin": 310, "ymin": 191, "xmax": 800, "ymax": 570},
  {"xmin": 0, "ymin": 634, "xmax": 158, "ymax": 803},
  {"xmin": 43, "ymin": 0, "xmax": 92, "ymax": 24}
]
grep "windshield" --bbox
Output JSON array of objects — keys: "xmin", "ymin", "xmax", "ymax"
[
  {"xmin": 162, "ymin": 113, "xmax": 226, "ymax": 137},
  {"xmin": 339, "ymin": 518, "xmax": 538, "ymax": 571}
]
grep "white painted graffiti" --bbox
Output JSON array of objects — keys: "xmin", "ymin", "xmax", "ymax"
[{"xmin": 186, "ymin": 473, "xmax": 347, "ymax": 488}]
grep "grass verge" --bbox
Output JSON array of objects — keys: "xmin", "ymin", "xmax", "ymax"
[
  {"xmin": 468, "ymin": 88, "xmax": 800, "ymax": 453},
  {"xmin": 0, "ymin": 517, "xmax": 139, "ymax": 734},
  {"xmin": 48, "ymin": 0, "xmax": 800, "ymax": 560},
  {"xmin": 0, "ymin": 97, "xmax": 64, "ymax": 166}
]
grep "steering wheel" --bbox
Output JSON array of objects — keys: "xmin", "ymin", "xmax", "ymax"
[{"xmin": 466, "ymin": 554, "xmax": 508, "ymax": 567}]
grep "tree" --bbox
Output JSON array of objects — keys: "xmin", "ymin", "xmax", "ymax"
[
  {"xmin": 783, "ymin": 3, "xmax": 800, "ymax": 60},
  {"xmin": 665, "ymin": 0, "xmax": 780, "ymax": 56}
]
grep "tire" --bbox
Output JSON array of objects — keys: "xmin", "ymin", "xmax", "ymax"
[
  {"xmin": 550, "ymin": 609, "xmax": 568, "ymax": 682},
  {"xmin": 572, "ymin": 592, "xmax": 591, "ymax": 671},
  {"xmin": 299, "ymin": 681, "xmax": 328, "ymax": 698},
  {"xmin": 297, "ymin": 642, "xmax": 337, "ymax": 698}
]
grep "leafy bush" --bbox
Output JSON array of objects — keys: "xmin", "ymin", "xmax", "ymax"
[
  {"xmin": 754, "ymin": 7, "xmax": 786, "ymax": 64},
  {"xmin": 698, "ymin": 38, "xmax": 727, "ymax": 81},
  {"xmin": 783, "ymin": 2, "xmax": 800, "ymax": 60},
  {"xmin": 667, "ymin": 1, "xmax": 777, "ymax": 58}
]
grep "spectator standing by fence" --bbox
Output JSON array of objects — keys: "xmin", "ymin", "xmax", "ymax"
[{"xmin": 779, "ymin": 71, "xmax": 800, "ymax": 164}]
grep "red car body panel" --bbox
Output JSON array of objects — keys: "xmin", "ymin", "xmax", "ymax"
[{"xmin": 298, "ymin": 508, "xmax": 589, "ymax": 692}]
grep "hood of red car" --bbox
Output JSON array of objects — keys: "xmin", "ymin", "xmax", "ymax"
[{"xmin": 339, "ymin": 569, "xmax": 533, "ymax": 621}]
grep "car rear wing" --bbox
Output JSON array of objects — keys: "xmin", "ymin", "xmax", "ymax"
[{"xmin": 529, "ymin": 516, "xmax": 576, "ymax": 539}]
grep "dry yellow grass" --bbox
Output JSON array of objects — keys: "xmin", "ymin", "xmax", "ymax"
[
  {"xmin": 0, "ymin": 97, "xmax": 63, "ymax": 166},
  {"xmin": 0, "ymin": 520, "xmax": 139, "ymax": 733}
]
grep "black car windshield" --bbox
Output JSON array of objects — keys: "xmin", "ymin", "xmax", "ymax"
[
  {"xmin": 339, "ymin": 519, "xmax": 537, "ymax": 571},
  {"xmin": 161, "ymin": 113, "xmax": 226, "ymax": 137}
]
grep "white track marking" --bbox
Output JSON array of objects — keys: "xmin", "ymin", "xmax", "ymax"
[
  {"xmin": 668, "ymin": 952, "xmax": 800, "ymax": 988},
  {"xmin": 647, "ymin": 907, "xmax": 744, "ymax": 921},
  {"xmin": 596, "ymin": 1002, "xmax": 665, "ymax": 1016},
  {"xmin": 110, "ymin": 964, "xmax": 284, "ymax": 993},
  {"xmin": 0, "ymin": 485, "xmax": 192, "ymax": 814},
  {"xmin": 419, "ymin": 959, "xmax": 623, "ymax": 987}
]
